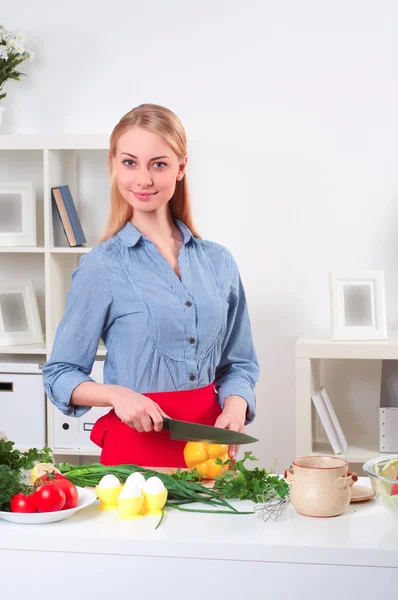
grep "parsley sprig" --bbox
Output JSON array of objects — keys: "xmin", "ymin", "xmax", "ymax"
[
  {"xmin": 0, "ymin": 439, "xmax": 53, "ymax": 472},
  {"xmin": 213, "ymin": 451, "xmax": 290, "ymax": 502}
]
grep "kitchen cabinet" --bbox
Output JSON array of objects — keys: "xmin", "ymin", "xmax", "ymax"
[
  {"xmin": 0, "ymin": 135, "xmax": 109, "ymax": 458},
  {"xmin": 0, "ymin": 477, "xmax": 395, "ymax": 600}
]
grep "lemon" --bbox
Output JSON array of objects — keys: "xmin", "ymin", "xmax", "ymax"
[
  {"xmin": 30, "ymin": 463, "xmax": 61, "ymax": 484},
  {"xmin": 381, "ymin": 458, "xmax": 398, "ymax": 479}
]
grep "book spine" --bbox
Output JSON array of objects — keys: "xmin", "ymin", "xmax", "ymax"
[
  {"xmin": 311, "ymin": 392, "xmax": 343, "ymax": 454},
  {"xmin": 322, "ymin": 389, "xmax": 348, "ymax": 451},
  {"xmin": 52, "ymin": 188, "xmax": 77, "ymax": 246}
]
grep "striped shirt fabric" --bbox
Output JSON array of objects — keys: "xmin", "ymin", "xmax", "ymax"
[{"xmin": 42, "ymin": 219, "xmax": 260, "ymax": 422}]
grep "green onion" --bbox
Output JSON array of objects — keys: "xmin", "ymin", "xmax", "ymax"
[{"xmin": 57, "ymin": 462, "xmax": 253, "ymax": 515}]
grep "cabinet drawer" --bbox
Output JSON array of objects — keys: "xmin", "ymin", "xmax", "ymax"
[
  {"xmin": 0, "ymin": 373, "xmax": 45, "ymax": 447},
  {"xmin": 53, "ymin": 359, "xmax": 110, "ymax": 451}
]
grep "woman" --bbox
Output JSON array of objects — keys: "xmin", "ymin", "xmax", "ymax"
[{"xmin": 42, "ymin": 103, "xmax": 259, "ymax": 468}]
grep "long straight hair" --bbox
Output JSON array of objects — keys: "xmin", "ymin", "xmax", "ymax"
[{"xmin": 100, "ymin": 103, "xmax": 200, "ymax": 242}]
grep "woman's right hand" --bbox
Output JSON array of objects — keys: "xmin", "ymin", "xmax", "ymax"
[{"xmin": 110, "ymin": 387, "xmax": 169, "ymax": 433}]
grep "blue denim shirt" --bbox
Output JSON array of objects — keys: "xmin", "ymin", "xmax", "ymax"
[{"xmin": 42, "ymin": 219, "xmax": 260, "ymax": 422}]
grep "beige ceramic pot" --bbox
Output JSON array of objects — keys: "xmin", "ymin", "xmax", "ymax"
[{"xmin": 285, "ymin": 455, "xmax": 357, "ymax": 517}]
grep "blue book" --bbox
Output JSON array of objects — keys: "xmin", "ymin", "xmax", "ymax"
[{"xmin": 51, "ymin": 185, "xmax": 87, "ymax": 247}]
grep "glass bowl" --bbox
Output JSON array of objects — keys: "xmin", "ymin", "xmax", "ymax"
[{"xmin": 363, "ymin": 455, "xmax": 398, "ymax": 515}]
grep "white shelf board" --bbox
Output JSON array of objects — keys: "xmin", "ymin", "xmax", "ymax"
[
  {"xmin": 296, "ymin": 332, "xmax": 398, "ymax": 359},
  {"xmin": 0, "ymin": 134, "xmax": 109, "ymax": 150},
  {"xmin": 0, "ymin": 247, "xmax": 45, "ymax": 253},
  {"xmin": 0, "ymin": 342, "xmax": 47, "ymax": 355},
  {"xmin": 49, "ymin": 247, "xmax": 93, "ymax": 254},
  {"xmin": 313, "ymin": 435, "xmax": 382, "ymax": 463},
  {"xmin": 52, "ymin": 447, "xmax": 101, "ymax": 456}
]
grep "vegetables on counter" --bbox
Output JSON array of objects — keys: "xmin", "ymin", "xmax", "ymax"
[
  {"xmin": 183, "ymin": 442, "xmax": 229, "ymax": 479},
  {"xmin": 0, "ymin": 438, "xmax": 289, "ymax": 522},
  {"xmin": 0, "ymin": 440, "xmax": 80, "ymax": 514},
  {"xmin": 0, "ymin": 440, "xmax": 55, "ymax": 512},
  {"xmin": 213, "ymin": 452, "xmax": 290, "ymax": 503},
  {"xmin": 57, "ymin": 462, "xmax": 251, "ymax": 515}
]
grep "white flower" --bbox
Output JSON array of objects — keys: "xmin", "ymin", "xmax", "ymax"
[
  {"xmin": 0, "ymin": 28, "xmax": 10, "ymax": 41},
  {"xmin": 27, "ymin": 50, "xmax": 34, "ymax": 61},
  {"xmin": 8, "ymin": 39, "xmax": 24, "ymax": 54},
  {"xmin": 15, "ymin": 32, "xmax": 26, "ymax": 44},
  {"xmin": 0, "ymin": 46, "xmax": 8, "ymax": 61}
]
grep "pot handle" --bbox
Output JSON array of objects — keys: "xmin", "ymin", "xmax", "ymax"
[
  {"xmin": 284, "ymin": 467, "xmax": 294, "ymax": 483},
  {"xmin": 337, "ymin": 471, "xmax": 358, "ymax": 488}
]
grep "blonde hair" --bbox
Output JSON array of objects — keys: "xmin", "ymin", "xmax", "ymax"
[{"xmin": 101, "ymin": 103, "xmax": 200, "ymax": 242}]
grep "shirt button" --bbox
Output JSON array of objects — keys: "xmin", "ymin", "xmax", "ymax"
[
  {"xmin": 185, "ymin": 301, "xmax": 192, "ymax": 307},
  {"xmin": 189, "ymin": 375, "xmax": 196, "ymax": 381},
  {"xmin": 189, "ymin": 338, "xmax": 196, "ymax": 344}
]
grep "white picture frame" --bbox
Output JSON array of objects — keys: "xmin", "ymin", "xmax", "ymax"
[
  {"xmin": 0, "ymin": 181, "xmax": 37, "ymax": 246},
  {"xmin": 0, "ymin": 279, "xmax": 44, "ymax": 346},
  {"xmin": 329, "ymin": 271, "xmax": 387, "ymax": 341}
]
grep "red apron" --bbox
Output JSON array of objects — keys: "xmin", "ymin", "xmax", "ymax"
[{"xmin": 90, "ymin": 383, "xmax": 221, "ymax": 467}]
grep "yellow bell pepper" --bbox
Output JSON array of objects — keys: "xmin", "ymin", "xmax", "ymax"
[{"xmin": 183, "ymin": 441, "xmax": 229, "ymax": 479}]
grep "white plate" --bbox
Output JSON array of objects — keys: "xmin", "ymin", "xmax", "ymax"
[{"xmin": 0, "ymin": 486, "xmax": 97, "ymax": 524}]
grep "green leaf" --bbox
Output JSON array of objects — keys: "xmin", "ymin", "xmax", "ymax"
[
  {"xmin": 0, "ymin": 440, "xmax": 53, "ymax": 472},
  {"xmin": 213, "ymin": 452, "xmax": 290, "ymax": 502}
]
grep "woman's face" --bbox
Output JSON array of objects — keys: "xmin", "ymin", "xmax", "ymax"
[{"xmin": 113, "ymin": 126, "xmax": 187, "ymax": 213}]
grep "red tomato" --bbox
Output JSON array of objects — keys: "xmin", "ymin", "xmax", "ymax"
[
  {"xmin": 10, "ymin": 493, "xmax": 37, "ymax": 513},
  {"xmin": 33, "ymin": 483, "xmax": 66, "ymax": 512},
  {"xmin": 53, "ymin": 478, "xmax": 78, "ymax": 509},
  {"xmin": 37, "ymin": 473, "xmax": 78, "ymax": 510}
]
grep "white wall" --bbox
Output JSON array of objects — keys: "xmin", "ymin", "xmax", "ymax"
[{"xmin": 3, "ymin": 0, "xmax": 398, "ymax": 471}]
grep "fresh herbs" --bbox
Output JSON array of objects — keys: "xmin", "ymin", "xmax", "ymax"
[
  {"xmin": 170, "ymin": 467, "xmax": 202, "ymax": 482},
  {"xmin": 0, "ymin": 441, "xmax": 53, "ymax": 512},
  {"xmin": 0, "ymin": 440, "xmax": 53, "ymax": 472},
  {"xmin": 213, "ymin": 452, "xmax": 290, "ymax": 503},
  {"xmin": 0, "ymin": 465, "xmax": 23, "ymax": 511}
]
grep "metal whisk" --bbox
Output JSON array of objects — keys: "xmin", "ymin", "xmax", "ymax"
[{"xmin": 253, "ymin": 493, "xmax": 290, "ymax": 522}]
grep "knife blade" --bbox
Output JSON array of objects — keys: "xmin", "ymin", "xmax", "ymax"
[{"xmin": 162, "ymin": 418, "xmax": 258, "ymax": 444}]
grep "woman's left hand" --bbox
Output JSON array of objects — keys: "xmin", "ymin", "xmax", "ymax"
[{"xmin": 214, "ymin": 395, "xmax": 248, "ymax": 460}]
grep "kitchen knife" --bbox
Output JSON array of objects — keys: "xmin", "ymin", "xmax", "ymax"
[{"xmin": 162, "ymin": 418, "xmax": 258, "ymax": 444}]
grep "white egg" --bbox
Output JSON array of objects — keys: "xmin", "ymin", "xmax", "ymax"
[
  {"xmin": 143, "ymin": 476, "xmax": 166, "ymax": 495},
  {"xmin": 119, "ymin": 483, "xmax": 142, "ymax": 499},
  {"xmin": 98, "ymin": 474, "xmax": 122, "ymax": 489},
  {"xmin": 125, "ymin": 472, "xmax": 146, "ymax": 490}
]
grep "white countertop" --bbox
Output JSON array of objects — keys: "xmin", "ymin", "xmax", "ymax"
[{"xmin": 1, "ymin": 477, "xmax": 397, "ymax": 567}]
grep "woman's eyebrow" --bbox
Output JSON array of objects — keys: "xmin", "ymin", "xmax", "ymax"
[{"xmin": 121, "ymin": 152, "xmax": 170, "ymax": 160}]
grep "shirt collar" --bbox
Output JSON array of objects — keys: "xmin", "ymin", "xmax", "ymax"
[{"xmin": 117, "ymin": 218, "xmax": 196, "ymax": 248}]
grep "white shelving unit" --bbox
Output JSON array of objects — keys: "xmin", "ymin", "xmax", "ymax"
[
  {"xmin": 295, "ymin": 333, "xmax": 398, "ymax": 464},
  {"xmin": 0, "ymin": 135, "xmax": 111, "ymax": 457}
]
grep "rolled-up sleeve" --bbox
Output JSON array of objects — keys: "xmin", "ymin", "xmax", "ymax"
[
  {"xmin": 214, "ymin": 249, "xmax": 260, "ymax": 424},
  {"xmin": 42, "ymin": 250, "xmax": 113, "ymax": 417}
]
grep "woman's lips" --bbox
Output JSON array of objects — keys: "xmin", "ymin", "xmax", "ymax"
[{"xmin": 133, "ymin": 192, "xmax": 157, "ymax": 200}]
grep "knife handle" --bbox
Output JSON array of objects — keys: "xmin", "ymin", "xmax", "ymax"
[{"xmin": 162, "ymin": 418, "xmax": 170, "ymax": 430}]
